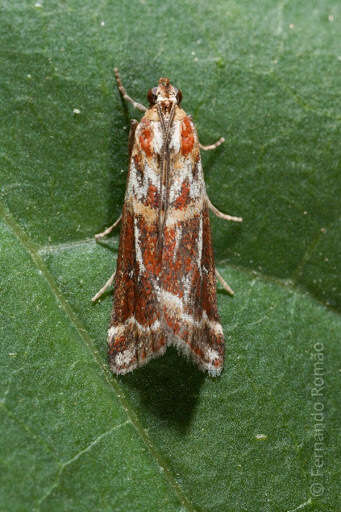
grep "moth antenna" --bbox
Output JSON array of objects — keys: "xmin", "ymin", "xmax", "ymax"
[{"xmin": 114, "ymin": 68, "xmax": 147, "ymax": 113}]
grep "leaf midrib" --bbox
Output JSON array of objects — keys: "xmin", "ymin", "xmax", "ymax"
[{"xmin": 0, "ymin": 199, "xmax": 198, "ymax": 512}]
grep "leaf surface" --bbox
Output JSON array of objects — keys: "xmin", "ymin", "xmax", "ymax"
[{"xmin": 1, "ymin": 1, "xmax": 340, "ymax": 511}]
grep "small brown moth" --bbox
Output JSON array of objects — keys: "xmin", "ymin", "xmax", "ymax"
[{"xmin": 93, "ymin": 69, "xmax": 242, "ymax": 376}]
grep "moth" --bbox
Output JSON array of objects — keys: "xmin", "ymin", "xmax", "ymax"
[{"xmin": 92, "ymin": 68, "xmax": 242, "ymax": 376}]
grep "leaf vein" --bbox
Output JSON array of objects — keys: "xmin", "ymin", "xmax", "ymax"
[
  {"xmin": 0, "ymin": 201, "xmax": 198, "ymax": 512},
  {"xmin": 36, "ymin": 420, "xmax": 131, "ymax": 510}
]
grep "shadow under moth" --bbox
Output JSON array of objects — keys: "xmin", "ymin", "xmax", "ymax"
[{"xmin": 92, "ymin": 68, "xmax": 242, "ymax": 376}]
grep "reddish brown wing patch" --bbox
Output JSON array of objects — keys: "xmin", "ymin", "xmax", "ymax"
[
  {"xmin": 145, "ymin": 183, "xmax": 159, "ymax": 208},
  {"xmin": 133, "ymin": 153, "xmax": 143, "ymax": 173},
  {"xmin": 201, "ymin": 207, "xmax": 219, "ymax": 318},
  {"xmin": 137, "ymin": 216, "xmax": 161, "ymax": 276},
  {"xmin": 111, "ymin": 209, "xmax": 135, "ymax": 323},
  {"xmin": 181, "ymin": 116, "xmax": 195, "ymax": 156},
  {"xmin": 139, "ymin": 120, "xmax": 153, "ymax": 158},
  {"xmin": 174, "ymin": 180, "xmax": 191, "ymax": 209}
]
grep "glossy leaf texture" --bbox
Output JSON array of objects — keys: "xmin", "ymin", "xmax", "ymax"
[{"xmin": 1, "ymin": 1, "xmax": 340, "ymax": 511}]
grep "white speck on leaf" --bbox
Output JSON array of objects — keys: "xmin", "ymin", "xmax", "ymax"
[{"xmin": 255, "ymin": 433, "xmax": 267, "ymax": 440}]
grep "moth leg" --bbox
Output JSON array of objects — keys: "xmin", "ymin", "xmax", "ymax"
[
  {"xmin": 114, "ymin": 68, "xmax": 147, "ymax": 113},
  {"xmin": 92, "ymin": 272, "xmax": 115, "ymax": 302},
  {"xmin": 206, "ymin": 195, "xmax": 243, "ymax": 222},
  {"xmin": 215, "ymin": 269, "xmax": 234, "ymax": 296},
  {"xmin": 95, "ymin": 214, "xmax": 122, "ymax": 240},
  {"xmin": 199, "ymin": 137, "xmax": 225, "ymax": 151},
  {"xmin": 200, "ymin": 137, "xmax": 242, "ymax": 222},
  {"xmin": 95, "ymin": 119, "xmax": 137, "ymax": 241}
]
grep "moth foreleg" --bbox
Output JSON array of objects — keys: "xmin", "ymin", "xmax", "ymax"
[
  {"xmin": 91, "ymin": 272, "xmax": 115, "ymax": 302},
  {"xmin": 114, "ymin": 68, "xmax": 147, "ymax": 113},
  {"xmin": 215, "ymin": 269, "xmax": 234, "ymax": 296},
  {"xmin": 95, "ymin": 214, "xmax": 122, "ymax": 240},
  {"xmin": 199, "ymin": 137, "xmax": 225, "ymax": 151},
  {"xmin": 200, "ymin": 137, "xmax": 242, "ymax": 221},
  {"xmin": 206, "ymin": 195, "xmax": 243, "ymax": 222}
]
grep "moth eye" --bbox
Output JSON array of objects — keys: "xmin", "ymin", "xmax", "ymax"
[
  {"xmin": 147, "ymin": 87, "xmax": 157, "ymax": 105},
  {"xmin": 176, "ymin": 89, "xmax": 182, "ymax": 105}
]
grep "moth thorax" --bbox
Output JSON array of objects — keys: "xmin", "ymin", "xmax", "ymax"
[{"xmin": 159, "ymin": 100, "xmax": 174, "ymax": 115}]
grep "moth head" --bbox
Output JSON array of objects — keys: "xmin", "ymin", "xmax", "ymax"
[{"xmin": 147, "ymin": 78, "xmax": 182, "ymax": 106}]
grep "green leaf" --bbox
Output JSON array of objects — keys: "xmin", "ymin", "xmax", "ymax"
[{"xmin": 1, "ymin": 1, "xmax": 340, "ymax": 511}]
